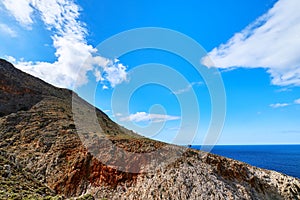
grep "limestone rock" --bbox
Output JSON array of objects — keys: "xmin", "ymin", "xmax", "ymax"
[{"xmin": 0, "ymin": 59, "xmax": 299, "ymax": 199}]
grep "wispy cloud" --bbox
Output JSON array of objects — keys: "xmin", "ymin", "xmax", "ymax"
[
  {"xmin": 270, "ymin": 97, "xmax": 300, "ymax": 108},
  {"xmin": 120, "ymin": 112, "xmax": 180, "ymax": 123},
  {"xmin": 2, "ymin": 0, "xmax": 33, "ymax": 26},
  {"xmin": 173, "ymin": 81, "xmax": 203, "ymax": 95},
  {"xmin": 1, "ymin": 0, "xmax": 127, "ymax": 88},
  {"xmin": 270, "ymin": 103, "xmax": 289, "ymax": 108},
  {"xmin": 294, "ymin": 98, "xmax": 300, "ymax": 104},
  {"xmin": 166, "ymin": 126, "xmax": 180, "ymax": 131},
  {"xmin": 115, "ymin": 113, "xmax": 123, "ymax": 117},
  {"xmin": 202, "ymin": 0, "xmax": 300, "ymax": 86},
  {"xmin": 280, "ymin": 130, "xmax": 300, "ymax": 134},
  {"xmin": 0, "ymin": 23, "xmax": 17, "ymax": 37},
  {"xmin": 275, "ymin": 87, "xmax": 292, "ymax": 93}
]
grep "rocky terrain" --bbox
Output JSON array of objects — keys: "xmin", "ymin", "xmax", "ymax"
[{"xmin": 0, "ymin": 58, "xmax": 300, "ymax": 199}]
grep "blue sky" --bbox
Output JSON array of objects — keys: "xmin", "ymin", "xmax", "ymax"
[{"xmin": 1, "ymin": 0, "xmax": 300, "ymax": 145}]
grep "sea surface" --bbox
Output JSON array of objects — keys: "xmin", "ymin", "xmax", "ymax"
[{"xmin": 192, "ymin": 145, "xmax": 300, "ymax": 179}]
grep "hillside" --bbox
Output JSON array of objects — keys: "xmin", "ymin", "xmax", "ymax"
[{"xmin": 0, "ymin": 59, "xmax": 299, "ymax": 199}]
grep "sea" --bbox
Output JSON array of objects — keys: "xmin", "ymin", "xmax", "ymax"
[{"xmin": 192, "ymin": 145, "xmax": 300, "ymax": 179}]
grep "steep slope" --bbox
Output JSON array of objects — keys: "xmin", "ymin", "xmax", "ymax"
[
  {"xmin": 0, "ymin": 150, "xmax": 59, "ymax": 199},
  {"xmin": 0, "ymin": 58, "xmax": 153, "ymax": 197},
  {"xmin": 0, "ymin": 59, "xmax": 300, "ymax": 199},
  {"xmin": 119, "ymin": 152, "xmax": 300, "ymax": 199}
]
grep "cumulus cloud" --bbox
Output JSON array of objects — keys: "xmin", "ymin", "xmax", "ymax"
[
  {"xmin": 202, "ymin": 0, "xmax": 300, "ymax": 86},
  {"xmin": 120, "ymin": 112, "xmax": 180, "ymax": 123},
  {"xmin": 104, "ymin": 62, "xmax": 128, "ymax": 87},
  {"xmin": 1, "ymin": 0, "xmax": 127, "ymax": 88}
]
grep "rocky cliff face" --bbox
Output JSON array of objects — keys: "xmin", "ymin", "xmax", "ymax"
[{"xmin": 0, "ymin": 59, "xmax": 300, "ymax": 199}]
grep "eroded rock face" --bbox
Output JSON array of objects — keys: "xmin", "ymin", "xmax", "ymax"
[
  {"xmin": 1, "ymin": 59, "xmax": 300, "ymax": 199},
  {"xmin": 0, "ymin": 94, "xmax": 144, "ymax": 197},
  {"xmin": 0, "ymin": 150, "xmax": 58, "ymax": 199},
  {"xmin": 93, "ymin": 150, "xmax": 299, "ymax": 200},
  {"xmin": 0, "ymin": 59, "xmax": 70, "ymax": 117}
]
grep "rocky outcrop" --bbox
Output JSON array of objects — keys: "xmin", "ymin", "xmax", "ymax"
[
  {"xmin": 0, "ymin": 149, "xmax": 60, "ymax": 199},
  {"xmin": 0, "ymin": 59, "xmax": 70, "ymax": 117},
  {"xmin": 0, "ymin": 91, "xmax": 142, "ymax": 197},
  {"xmin": 0, "ymin": 59, "xmax": 158, "ymax": 198},
  {"xmin": 0, "ymin": 59, "xmax": 300, "ymax": 199},
  {"xmin": 86, "ymin": 150, "xmax": 299, "ymax": 200}
]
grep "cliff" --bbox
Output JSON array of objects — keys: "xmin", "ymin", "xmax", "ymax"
[{"xmin": 0, "ymin": 59, "xmax": 299, "ymax": 199}]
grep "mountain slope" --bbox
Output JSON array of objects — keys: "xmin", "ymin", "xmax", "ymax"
[
  {"xmin": 0, "ymin": 59, "xmax": 299, "ymax": 199},
  {"xmin": 0, "ymin": 149, "xmax": 60, "ymax": 199}
]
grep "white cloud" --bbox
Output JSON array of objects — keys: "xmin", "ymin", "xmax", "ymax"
[
  {"xmin": 0, "ymin": 23, "xmax": 17, "ymax": 37},
  {"xmin": 115, "ymin": 113, "xmax": 123, "ymax": 117},
  {"xmin": 120, "ymin": 112, "xmax": 180, "ymax": 123},
  {"xmin": 294, "ymin": 98, "xmax": 300, "ymax": 104},
  {"xmin": 5, "ymin": 55, "xmax": 16, "ymax": 63},
  {"xmin": 104, "ymin": 62, "xmax": 128, "ymax": 87},
  {"xmin": 2, "ymin": 0, "xmax": 127, "ymax": 88},
  {"xmin": 102, "ymin": 85, "xmax": 109, "ymax": 90},
  {"xmin": 276, "ymin": 87, "xmax": 292, "ymax": 93},
  {"xmin": 173, "ymin": 81, "xmax": 203, "ymax": 95},
  {"xmin": 202, "ymin": 0, "xmax": 300, "ymax": 86},
  {"xmin": 270, "ymin": 98, "xmax": 300, "ymax": 108},
  {"xmin": 94, "ymin": 68, "xmax": 104, "ymax": 83},
  {"xmin": 2, "ymin": 0, "xmax": 34, "ymax": 26},
  {"xmin": 270, "ymin": 103, "xmax": 289, "ymax": 108}
]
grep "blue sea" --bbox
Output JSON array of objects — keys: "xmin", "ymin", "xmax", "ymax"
[{"xmin": 192, "ymin": 145, "xmax": 300, "ymax": 179}]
